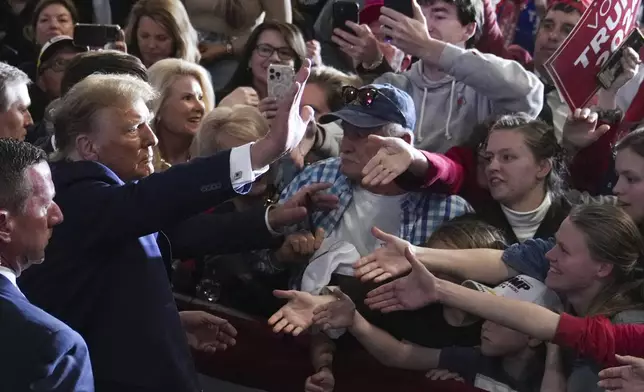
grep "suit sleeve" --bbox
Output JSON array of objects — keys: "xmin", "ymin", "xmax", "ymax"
[
  {"xmin": 31, "ymin": 329, "xmax": 94, "ymax": 392},
  {"xmin": 165, "ymin": 206, "xmax": 283, "ymax": 259},
  {"xmin": 57, "ymin": 151, "xmax": 242, "ymax": 247}
]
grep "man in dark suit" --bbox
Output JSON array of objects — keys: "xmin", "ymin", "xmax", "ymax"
[{"xmin": 0, "ymin": 138, "xmax": 94, "ymax": 391}]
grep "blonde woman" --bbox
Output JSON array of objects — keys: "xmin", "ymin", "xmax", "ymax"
[
  {"xmin": 125, "ymin": 0, "xmax": 200, "ymax": 67},
  {"xmin": 148, "ymin": 58, "xmax": 214, "ymax": 171}
]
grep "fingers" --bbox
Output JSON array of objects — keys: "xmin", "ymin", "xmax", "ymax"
[
  {"xmin": 360, "ymin": 268, "xmax": 388, "ymax": 283},
  {"xmin": 372, "ymin": 226, "xmax": 394, "ymax": 243},
  {"xmin": 268, "ymin": 309, "xmax": 284, "ymax": 326},
  {"xmin": 616, "ymin": 354, "xmax": 644, "ymax": 366},
  {"xmin": 362, "ymin": 150, "xmax": 385, "ymax": 178},
  {"xmin": 332, "ymin": 28, "xmax": 363, "ymax": 46},
  {"xmin": 218, "ymin": 321, "xmax": 238, "ymax": 337},
  {"xmin": 273, "ymin": 318, "xmax": 290, "ymax": 333},
  {"xmin": 273, "ymin": 289, "xmax": 296, "ymax": 300},
  {"xmin": 597, "ymin": 377, "xmax": 626, "ymax": 390},
  {"xmin": 598, "ymin": 365, "xmax": 630, "ymax": 379},
  {"xmin": 314, "ymin": 228, "xmax": 325, "ymax": 249},
  {"xmin": 302, "ymin": 182, "xmax": 333, "ymax": 194},
  {"xmin": 353, "ymin": 253, "xmax": 376, "ymax": 269}
]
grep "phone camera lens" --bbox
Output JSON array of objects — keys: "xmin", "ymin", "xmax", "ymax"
[
  {"xmin": 269, "ymin": 75, "xmax": 275, "ymax": 80},
  {"xmin": 270, "ymin": 69, "xmax": 275, "ymax": 74},
  {"xmin": 276, "ymin": 72, "xmax": 281, "ymax": 77}
]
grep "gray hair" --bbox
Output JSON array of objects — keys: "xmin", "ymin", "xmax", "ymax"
[
  {"xmin": 0, "ymin": 62, "xmax": 30, "ymax": 112},
  {"xmin": 382, "ymin": 123, "xmax": 415, "ymax": 145},
  {"xmin": 52, "ymin": 73, "xmax": 157, "ymax": 159}
]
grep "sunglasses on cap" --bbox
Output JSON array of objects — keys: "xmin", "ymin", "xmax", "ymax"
[{"xmin": 341, "ymin": 86, "xmax": 405, "ymax": 120}]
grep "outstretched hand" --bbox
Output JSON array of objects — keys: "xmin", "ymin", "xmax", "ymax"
[
  {"xmin": 312, "ymin": 288, "xmax": 356, "ymax": 331},
  {"xmin": 268, "ymin": 290, "xmax": 336, "ymax": 336},
  {"xmin": 180, "ymin": 311, "xmax": 237, "ymax": 354},
  {"xmin": 362, "ymin": 135, "xmax": 427, "ymax": 187},
  {"xmin": 598, "ymin": 355, "xmax": 644, "ymax": 391},
  {"xmin": 353, "ymin": 227, "xmax": 414, "ymax": 283},
  {"xmin": 364, "ymin": 247, "xmax": 439, "ymax": 313}
]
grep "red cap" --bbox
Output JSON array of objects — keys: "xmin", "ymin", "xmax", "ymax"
[
  {"xmin": 359, "ymin": 1, "xmax": 384, "ymax": 26},
  {"xmin": 547, "ymin": 0, "xmax": 591, "ymax": 15}
]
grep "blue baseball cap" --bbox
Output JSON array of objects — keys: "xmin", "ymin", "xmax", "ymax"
[{"xmin": 319, "ymin": 83, "xmax": 416, "ymax": 131}]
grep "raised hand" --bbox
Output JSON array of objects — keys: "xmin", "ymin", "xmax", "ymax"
[
  {"xmin": 250, "ymin": 59, "xmax": 314, "ymax": 170},
  {"xmin": 275, "ymin": 228, "xmax": 326, "ymax": 263},
  {"xmin": 312, "ymin": 288, "xmax": 356, "ymax": 331},
  {"xmin": 379, "ymin": 0, "xmax": 433, "ymax": 59},
  {"xmin": 608, "ymin": 47, "xmax": 641, "ymax": 93},
  {"xmin": 562, "ymin": 108, "xmax": 611, "ymax": 152},
  {"xmin": 598, "ymin": 355, "xmax": 644, "ymax": 391},
  {"xmin": 305, "ymin": 367, "xmax": 335, "ymax": 392},
  {"xmin": 331, "ymin": 21, "xmax": 383, "ymax": 66},
  {"xmin": 180, "ymin": 311, "xmax": 237, "ymax": 354},
  {"xmin": 362, "ymin": 134, "xmax": 427, "ymax": 186},
  {"xmin": 353, "ymin": 227, "xmax": 414, "ymax": 283},
  {"xmin": 268, "ymin": 290, "xmax": 336, "ymax": 336},
  {"xmin": 364, "ymin": 247, "xmax": 439, "ymax": 313},
  {"xmin": 306, "ymin": 40, "xmax": 323, "ymax": 66}
]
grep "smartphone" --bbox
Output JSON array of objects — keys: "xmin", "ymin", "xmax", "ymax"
[
  {"xmin": 597, "ymin": 28, "xmax": 644, "ymax": 90},
  {"xmin": 332, "ymin": 1, "xmax": 359, "ymax": 34},
  {"xmin": 384, "ymin": 0, "xmax": 414, "ymax": 18},
  {"xmin": 73, "ymin": 23, "xmax": 121, "ymax": 48},
  {"xmin": 267, "ymin": 64, "xmax": 295, "ymax": 101}
]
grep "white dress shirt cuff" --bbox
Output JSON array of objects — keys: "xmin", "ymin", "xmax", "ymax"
[
  {"xmin": 264, "ymin": 205, "xmax": 283, "ymax": 236},
  {"xmin": 229, "ymin": 143, "xmax": 269, "ymax": 194}
]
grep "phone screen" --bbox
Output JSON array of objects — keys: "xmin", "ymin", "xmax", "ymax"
[{"xmin": 383, "ymin": 0, "xmax": 414, "ymax": 18}]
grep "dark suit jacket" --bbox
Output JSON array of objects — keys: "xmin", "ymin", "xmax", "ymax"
[
  {"xmin": 0, "ymin": 275, "xmax": 94, "ymax": 391},
  {"xmin": 19, "ymin": 153, "xmax": 241, "ymax": 392}
]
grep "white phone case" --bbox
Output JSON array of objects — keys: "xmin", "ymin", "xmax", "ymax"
[{"xmin": 267, "ymin": 64, "xmax": 295, "ymax": 100}]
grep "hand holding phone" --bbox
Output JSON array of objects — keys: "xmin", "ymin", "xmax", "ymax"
[
  {"xmin": 267, "ymin": 64, "xmax": 295, "ymax": 101},
  {"xmin": 597, "ymin": 29, "xmax": 644, "ymax": 90},
  {"xmin": 332, "ymin": 1, "xmax": 360, "ymax": 35}
]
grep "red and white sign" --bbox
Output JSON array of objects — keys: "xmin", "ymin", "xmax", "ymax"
[{"xmin": 544, "ymin": 0, "xmax": 642, "ymax": 110}]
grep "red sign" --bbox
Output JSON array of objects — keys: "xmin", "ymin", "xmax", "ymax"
[{"xmin": 544, "ymin": 0, "xmax": 642, "ymax": 110}]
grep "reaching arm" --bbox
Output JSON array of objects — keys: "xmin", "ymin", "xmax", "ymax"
[
  {"xmin": 350, "ymin": 311, "xmax": 440, "ymax": 370},
  {"xmin": 429, "ymin": 44, "xmax": 544, "ymax": 119},
  {"xmin": 417, "ymin": 247, "xmax": 514, "ymax": 285},
  {"xmin": 436, "ymin": 279, "xmax": 560, "ymax": 341}
]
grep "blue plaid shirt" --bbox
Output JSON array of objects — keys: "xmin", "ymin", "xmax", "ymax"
[{"xmin": 279, "ymin": 158, "xmax": 473, "ymax": 245}]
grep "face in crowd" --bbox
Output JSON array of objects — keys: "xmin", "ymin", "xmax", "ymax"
[
  {"xmin": 250, "ymin": 29, "xmax": 297, "ymax": 91},
  {"xmin": 35, "ymin": 3, "xmax": 74, "ymax": 46},
  {"xmin": 136, "ymin": 16, "xmax": 174, "ymax": 67},
  {"xmin": 0, "ymin": 83, "xmax": 33, "ymax": 141}
]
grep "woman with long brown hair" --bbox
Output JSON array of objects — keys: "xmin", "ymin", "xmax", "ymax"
[{"xmin": 125, "ymin": 0, "xmax": 200, "ymax": 67}]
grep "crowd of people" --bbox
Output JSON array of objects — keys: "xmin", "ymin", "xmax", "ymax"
[{"xmin": 1, "ymin": 0, "xmax": 644, "ymax": 391}]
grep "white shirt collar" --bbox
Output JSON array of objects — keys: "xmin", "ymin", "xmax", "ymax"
[{"xmin": 0, "ymin": 266, "xmax": 18, "ymax": 288}]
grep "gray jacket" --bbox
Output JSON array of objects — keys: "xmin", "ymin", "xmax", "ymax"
[{"xmin": 375, "ymin": 44, "xmax": 544, "ymax": 152}]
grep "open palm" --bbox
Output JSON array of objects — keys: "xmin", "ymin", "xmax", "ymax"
[
  {"xmin": 268, "ymin": 290, "xmax": 335, "ymax": 336},
  {"xmin": 353, "ymin": 227, "xmax": 413, "ymax": 282},
  {"xmin": 365, "ymin": 247, "xmax": 439, "ymax": 313}
]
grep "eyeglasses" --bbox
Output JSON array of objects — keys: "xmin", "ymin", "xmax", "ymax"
[
  {"xmin": 255, "ymin": 43, "xmax": 296, "ymax": 61},
  {"xmin": 342, "ymin": 86, "xmax": 405, "ymax": 121},
  {"xmin": 41, "ymin": 57, "xmax": 72, "ymax": 73}
]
